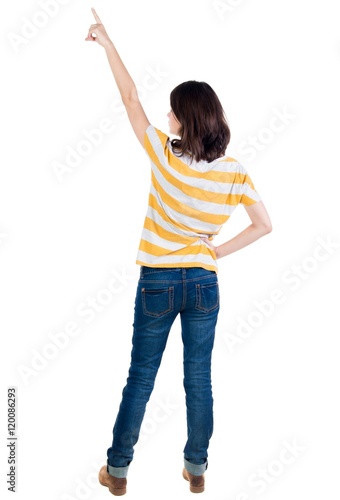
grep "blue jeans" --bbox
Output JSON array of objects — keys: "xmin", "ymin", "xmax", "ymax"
[{"xmin": 107, "ymin": 266, "xmax": 220, "ymax": 478}]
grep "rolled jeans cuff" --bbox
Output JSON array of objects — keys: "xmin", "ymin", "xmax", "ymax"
[
  {"xmin": 184, "ymin": 458, "xmax": 208, "ymax": 476},
  {"xmin": 107, "ymin": 463, "xmax": 129, "ymax": 479}
]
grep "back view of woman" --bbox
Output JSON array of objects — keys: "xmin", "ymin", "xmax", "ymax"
[{"xmin": 86, "ymin": 8, "xmax": 272, "ymax": 496}]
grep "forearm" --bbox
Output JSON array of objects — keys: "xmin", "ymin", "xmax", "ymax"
[
  {"xmin": 215, "ymin": 224, "xmax": 271, "ymax": 259},
  {"xmin": 104, "ymin": 42, "xmax": 138, "ymax": 105},
  {"xmin": 86, "ymin": 8, "xmax": 149, "ymax": 145}
]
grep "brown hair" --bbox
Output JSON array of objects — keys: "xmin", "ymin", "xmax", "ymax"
[{"xmin": 170, "ymin": 81, "xmax": 231, "ymax": 163}]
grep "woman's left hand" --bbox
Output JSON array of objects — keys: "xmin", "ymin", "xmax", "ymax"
[{"xmin": 202, "ymin": 238, "xmax": 220, "ymax": 259}]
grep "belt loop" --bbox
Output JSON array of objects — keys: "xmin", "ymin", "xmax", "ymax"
[{"xmin": 182, "ymin": 268, "xmax": 186, "ymax": 278}]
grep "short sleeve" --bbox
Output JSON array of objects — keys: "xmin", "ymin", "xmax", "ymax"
[
  {"xmin": 238, "ymin": 166, "xmax": 262, "ymax": 206},
  {"xmin": 144, "ymin": 125, "xmax": 169, "ymax": 158}
]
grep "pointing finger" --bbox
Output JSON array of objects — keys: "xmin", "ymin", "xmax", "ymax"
[{"xmin": 91, "ymin": 7, "xmax": 103, "ymax": 24}]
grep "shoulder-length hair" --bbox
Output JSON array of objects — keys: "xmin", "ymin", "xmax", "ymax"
[{"xmin": 170, "ymin": 81, "xmax": 231, "ymax": 163}]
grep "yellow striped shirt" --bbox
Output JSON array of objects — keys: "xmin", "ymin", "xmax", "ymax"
[{"xmin": 136, "ymin": 125, "xmax": 261, "ymax": 273}]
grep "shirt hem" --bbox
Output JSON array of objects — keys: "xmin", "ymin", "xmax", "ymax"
[{"xmin": 136, "ymin": 260, "xmax": 218, "ymax": 273}]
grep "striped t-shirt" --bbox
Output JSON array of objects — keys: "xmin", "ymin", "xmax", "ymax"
[{"xmin": 136, "ymin": 125, "xmax": 261, "ymax": 273}]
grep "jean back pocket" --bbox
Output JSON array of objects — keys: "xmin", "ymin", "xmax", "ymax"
[
  {"xmin": 142, "ymin": 286, "xmax": 174, "ymax": 317},
  {"xmin": 195, "ymin": 282, "xmax": 219, "ymax": 313}
]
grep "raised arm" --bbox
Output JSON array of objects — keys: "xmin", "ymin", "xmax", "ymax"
[{"xmin": 85, "ymin": 8, "xmax": 150, "ymax": 146}]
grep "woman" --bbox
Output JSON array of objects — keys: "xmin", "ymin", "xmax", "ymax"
[{"xmin": 86, "ymin": 8, "xmax": 272, "ymax": 496}]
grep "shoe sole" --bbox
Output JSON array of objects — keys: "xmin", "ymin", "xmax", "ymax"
[{"xmin": 182, "ymin": 469, "xmax": 205, "ymax": 493}]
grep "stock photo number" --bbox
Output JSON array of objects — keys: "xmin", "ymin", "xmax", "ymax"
[{"xmin": 7, "ymin": 387, "xmax": 17, "ymax": 492}]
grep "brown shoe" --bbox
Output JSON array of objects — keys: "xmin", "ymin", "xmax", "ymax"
[
  {"xmin": 182, "ymin": 468, "xmax": 205, "ymax": 493},
  {"xmin": 98, "ymin": 465, "xmax": 127, "ymax": 496}
]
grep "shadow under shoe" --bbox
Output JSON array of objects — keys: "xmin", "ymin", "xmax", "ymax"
[
  {"xmin": 182, "ymin": 468, "xmax": 205, "ymax": 493},
  {"xmin": 98, "ymin": 465, "xmax": 127, "ymax": 496}
]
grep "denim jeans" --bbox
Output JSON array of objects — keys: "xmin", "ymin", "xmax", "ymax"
[{"xmin": 107, "ymin": 266, "xmax": 220, "ymax": 478}]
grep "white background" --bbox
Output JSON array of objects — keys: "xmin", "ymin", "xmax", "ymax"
[{"xmin": 1, "ymin": 0, "xmax": 340, "ymax": 499}]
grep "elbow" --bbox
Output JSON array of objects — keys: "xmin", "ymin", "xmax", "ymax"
[
  {"xmin": 259, "ymin": 213, "xmax": 273, "ymax": 235},
  {"xmin": 262, "ymin": 221, "xmax": 273, "ymax": 235},
  {"xmin": 254, "ymin": 221, "xmax": 272, "ymax": 236}
]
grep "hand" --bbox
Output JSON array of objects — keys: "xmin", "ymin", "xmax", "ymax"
[
  {"xmin": 202, "ymin": 238, "xmax": 220, "ymax": 259},
  {"xmin": 85, "ymin": 7, "xmax": 112, "ymax": 49}
]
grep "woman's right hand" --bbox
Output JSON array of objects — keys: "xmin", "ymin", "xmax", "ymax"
[{"xmin": 85, "ymin": 8, "xmax": 113, "ymax": 49}]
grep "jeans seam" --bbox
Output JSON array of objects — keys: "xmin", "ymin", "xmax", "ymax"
[
  {"xmin": 140, "ymin": 275, "xmax": 216, "ymax": 285},
  {"xmin": 181, "ymin": 279, "xmax": 186, "ymax": 310}
]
